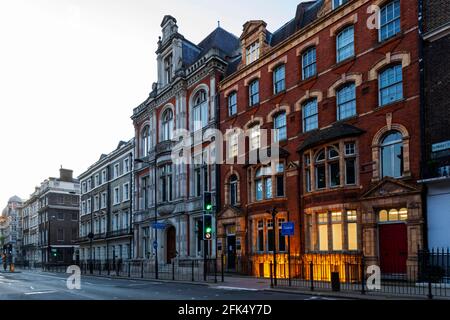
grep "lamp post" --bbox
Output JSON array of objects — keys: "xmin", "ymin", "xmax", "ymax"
[
  {"xmin": 48, "ymin": 215, "xmax": 56, "ymax": 265},
  {"xmin": 135, "ymin": 158, "xmax": 158, "ymax": 279},
  {"xmin": 267, "ymin": 207, "xmax": 279, "ymax": 286}
]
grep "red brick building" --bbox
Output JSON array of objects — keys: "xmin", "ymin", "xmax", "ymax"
[{"xmin": 218, "ymin": 0, "xmax": 423, "ymax": 278}]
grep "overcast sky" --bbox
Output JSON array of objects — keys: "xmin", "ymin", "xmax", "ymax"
[{"xmin": 0, "ymin": 0, "xmax": 304, "ymax": 206}]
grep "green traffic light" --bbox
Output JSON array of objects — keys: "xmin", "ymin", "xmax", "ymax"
[
  {"xmin": 205, "ymin": 227, "xmax": 212, "ymax": 233},
  {"xmin": 206, "ymin": 204, "xmax": 212, "ymax": 211}
]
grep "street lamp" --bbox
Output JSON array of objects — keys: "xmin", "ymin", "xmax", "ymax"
[
  {"xmin": 266, "ymin": 207, "xmax": 279, "ymax": 286},
  {"xmin": 135, "ymin": 158, "xmax": 158, "ymax": 279}
]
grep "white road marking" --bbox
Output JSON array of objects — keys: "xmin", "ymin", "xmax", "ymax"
[
  {"xmin": 24, "ymin": 291, "xmax": 58, "ymax": 295},
  {"xmin": 215, "ymin": 286, "xmax": 259, "ymax": 292}
]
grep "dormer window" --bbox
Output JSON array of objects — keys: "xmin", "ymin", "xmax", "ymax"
[
  {"xmin": 164, "ymin": 54, "xmax": 173, "ymax": 84},
  {"xmin": 246, "ymin": 42, "xmax": 260, "ymax": 65},
  {"xmin": 332, "ymin": 0, "xmax": 349, "ymax": 9}
]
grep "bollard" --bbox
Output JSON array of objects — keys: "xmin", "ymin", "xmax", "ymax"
[
  {"xmin": 221, "ymin": 254, "xmax": 225, "ymax": 283},
  {"xmin": 214, "ymin": 258, "xmax": 217, "ymax": 283},
  {"xmin": 270, "ymin": 262, "xmax": 274, "ymax": 288},
  {"xmin": 361, "ymin": 256, "xmax": 366, "ymax": 295},
  {"xmin": 172, "ymin": 260, "xmax": 175, "ymax": 281}
]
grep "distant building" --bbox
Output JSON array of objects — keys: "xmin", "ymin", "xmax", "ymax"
[
  {"xmin": 22, "ymin": 187, "xmax": 42, "ymax": 266},
  {"xmin": 77, "ymin": 139, "xmax": 134, "ymax": 263},
  {"xmin": 2, "ymin": 196, "xmax": 24, "ymax": 263},
  {"xmin": 420, "ymin": 0, "xmax": 450, "ymax": 249},
  {"xmin": 36, "ymin": 168, "xmax": 80, "ymax": 264}
]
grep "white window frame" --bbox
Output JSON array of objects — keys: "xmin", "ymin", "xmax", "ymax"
[{"xmin": 246, "ymin": 41, "xmax": 260, "ymax": 65}]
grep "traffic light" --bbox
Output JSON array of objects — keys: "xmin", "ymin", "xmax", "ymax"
[
  {"xmin": 203, "ymin": 214, "xmax": 213, "ymax": 240},
  {"xmin": 203, "ymin": 192, "xmax": 213, "ymax": 212},
  {"xmin": 50, "ymin": 247, "xmax": 58, "ymax": 257}
]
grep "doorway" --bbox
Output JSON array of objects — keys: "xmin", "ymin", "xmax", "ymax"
[
  {"xmin": 379, "ymin": 223, "xmax": 408, "ymax": 274},
  {"xmin": 227, "ymin": 235, "xmax": 236, "ymax": 270},
  {"xmin": 166, "ymin": 226, "xmax": 176, "ymax": 264}
]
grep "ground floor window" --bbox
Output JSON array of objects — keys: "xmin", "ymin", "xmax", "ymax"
[
  {"xmin": 306, "ymin": 210, "xmax": 359, "ymax": 252},
  {"xmin": 253, "ymin": 217, "xmax": 287, "ymax": 253}
]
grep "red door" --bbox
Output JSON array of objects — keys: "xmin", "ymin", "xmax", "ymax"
[{"xmin": 379, "ymin": 223, "xmax": 408, "ymax": 274}]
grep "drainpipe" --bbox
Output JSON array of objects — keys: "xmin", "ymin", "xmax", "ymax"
[{"xmin": 418, "ymin": 0, "xmax": 429, "ymax": 251}]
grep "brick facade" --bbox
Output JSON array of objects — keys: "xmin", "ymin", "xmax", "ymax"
[{"xmin": 218, "ymin": 0, "xmax": 423, "ymax": 277}]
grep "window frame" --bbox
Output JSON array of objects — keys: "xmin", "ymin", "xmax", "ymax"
[
  {"xmin": 379, "ymin": 64, "xmax": 403, "ymax": 107},
  {"xmin": 379, "ymin": 0, "xmax": 401, "ymax": 42},
  {"xmin": 336, "ymin": 25, "xmax": 355, "ymax": 63},
  {"xmin": 273, "ymin": 64, "xmax": 286, "ymax": 94},
  {"xmin": 336, "ymin": 83, "xmax": 357, "ymax": 121},
  {"xmin": 302, "ymin": 47, "xmax": 317, "ymax": 80},
  {"xmin": 249, "ymin": 79, "xmax": 260, "ymax": 107},
  {"xmin": 228, "ymin": 91, "xmax": 238, "ymax": 117}
]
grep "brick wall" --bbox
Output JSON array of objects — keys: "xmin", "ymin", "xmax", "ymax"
[{"xmin": 424, "ymin": 0, "xmax": 450, "ymax": 33}]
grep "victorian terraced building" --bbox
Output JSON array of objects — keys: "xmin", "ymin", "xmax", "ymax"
[
  {"xmin": 218, "ymin": 0, "xmax": 424, "ymax": 278},
  {"xmin": 127, "ymin": 0, "xmax": 430, "ymax": 280}
]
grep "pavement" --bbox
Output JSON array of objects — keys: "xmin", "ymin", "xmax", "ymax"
[{"xmin": 0, "ymin": 269, "xmax": 339, "ymax": 300}]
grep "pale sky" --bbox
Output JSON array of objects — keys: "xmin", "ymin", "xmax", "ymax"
[{"xmin": 0, "ymin": 0, "xmax": 305, "ymax": 206}]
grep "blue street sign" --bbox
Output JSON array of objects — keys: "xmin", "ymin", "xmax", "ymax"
[
  {"xmin": 151, "ymin": 223, "xmax": 166, "ymax": 230},
  {"xmin": 281, "ymin": 222, "xmax": 295, "ymax": 236},
  {"xmin": 153, "ymin": 241, "xmax": 158, "ymax": 249}
]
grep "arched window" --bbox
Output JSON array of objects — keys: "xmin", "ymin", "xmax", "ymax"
[
  {"xmin": 249, "ymin": 80, "xmax": 260, "ymax": 107},
  {"xmin": 336, "ymin": 25, "xmax": 354, "ymax": 62},
  {"xmin": 192, "ymin": 90, "xmax": 208, "ymax": 131},
  {"xmin": 302, "ymin": 99, "xmax": 319, "ymax": 133},
  {"xmin": 249, "ymin": 124, "xmax": 261, "ymax": 151},
  {"xmin": 229, "ymin": 175, "xmax": 238, "ymax": 206},
  {"xmin": 381, "ymin": 131, "xmax": 403, "ymax": 178},
  {"xmin": 328, "ymin": 146, "xmax": 340, "ymax": 187},
  {"xmin": 228, "ymin": 91, "xmax": 237, "ymax": 116},
  {"xmin": 336, "ymin": 83, "xmax": 356, "ymax": 120},
  {"xmin": 302, "ymin": 47, "xmax": 317, "ymax": 80},
  {"xmin": 379, "ymin": 0, "xmax": 401, "ymax": 42},
  {"xmin": 274, "ymin": 112, "xmax": 287, "ymax": 142},
  {"xmin": 161, "ymin": 109, "xmax": 173, "ymax": 141},
  {"xmin": 315, "ymin": 149, "xmax": 326, "ymax": 189},
  {"xmin": 255, "ymin": 166, "xmax": 272, "ymax": 201},
  {"xmin": 141, "ymin": 125, "xmax": 150, "ymax": 157},
  {"xmin": 273, "ymin": 64, "xmax": 286, "ymax": 94},
  {"xmin": 379, "ymin": 65, "xmax": 403, "ymax": 106}
]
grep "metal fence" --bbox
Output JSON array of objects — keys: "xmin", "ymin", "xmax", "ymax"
[
  {"xmin": 43, "ymin": 256, "xmax": 225, "ymax": 284},
  {"xmin": 272, "ymin": 249, "xmax": 450, "ymax": 299}
]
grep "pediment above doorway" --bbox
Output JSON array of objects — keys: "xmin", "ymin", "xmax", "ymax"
[
  {"xmin": 361, "ymin": 178, "xmax": 421, "ymax": 199},
  {"xmin": 218, "ymin": 206, "xmax": 243, "ymax": 219}
]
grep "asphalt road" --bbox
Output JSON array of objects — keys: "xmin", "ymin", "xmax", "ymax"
[{"xmin": 0, "ymin": 270, "xmax": 335, "ymax": 300}]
